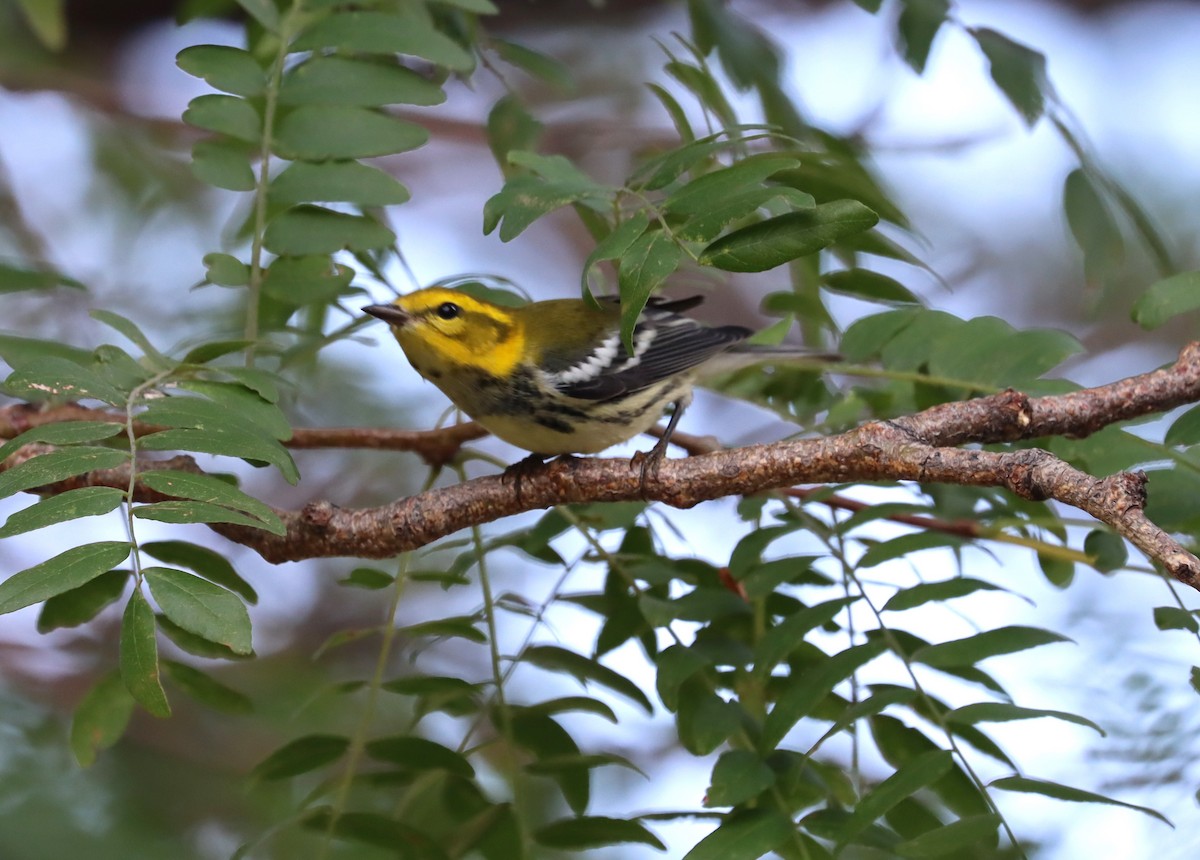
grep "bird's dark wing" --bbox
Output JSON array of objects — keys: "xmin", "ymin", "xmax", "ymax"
[{"xmin": 550, "ymin": 311, "xmax": 751, "ymax": 402}]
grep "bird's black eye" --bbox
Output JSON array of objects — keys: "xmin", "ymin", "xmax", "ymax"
[{"xmin": 436, "ymin": 302, "xmax": 461, "ymax": 320}]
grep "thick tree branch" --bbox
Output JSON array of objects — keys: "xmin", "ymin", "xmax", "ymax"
[{"xmin": 5, "ymin": 345, "xmax": 1200, "ymax": 589}]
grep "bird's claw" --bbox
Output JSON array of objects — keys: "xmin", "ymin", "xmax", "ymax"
[{"xmin": 502, "ymin": 452, "xmax": 546, "ymax": 503}]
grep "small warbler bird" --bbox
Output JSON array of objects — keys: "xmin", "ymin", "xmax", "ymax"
[{"xmin": 363, "ymin": 287, "xmax": 837, "ymax": 468}]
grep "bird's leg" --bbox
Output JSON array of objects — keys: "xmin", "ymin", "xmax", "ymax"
[
  {"xmin": 502, "ymin": 452, "xmax": 547, "ymax": 503},
  {"xmin": 631, "ymin": 396, "xmax": 689, "ymax": 496}
]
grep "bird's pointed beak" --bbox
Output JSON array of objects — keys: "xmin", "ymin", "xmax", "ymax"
[{"xmin": 363, "ymin": 304, "xmax": 411, "ymax": 326}]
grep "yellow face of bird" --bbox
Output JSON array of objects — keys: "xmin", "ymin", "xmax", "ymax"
[{"xmin": 378, "ymin": 288, "xmax": 524, "ymax": 379}]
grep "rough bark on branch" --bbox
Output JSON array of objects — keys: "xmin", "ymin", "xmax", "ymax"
[{"xmin": 7, "ymin": 344, "xmax": 1200, "ymax": 589}]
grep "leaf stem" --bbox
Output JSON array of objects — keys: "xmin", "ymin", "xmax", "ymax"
[
  {"xmin": 245, "ymin": 3, "xmax": 299, "ymax": 366},
  {"xmin": 318, "ymin": 553, "xmax": 410, "ymax": 860}
]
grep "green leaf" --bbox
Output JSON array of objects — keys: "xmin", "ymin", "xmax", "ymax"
[
  {"xmin": 216, "ymin": 367, "xmax": 282, "ymax": 403},
  {"xmin": 274, "ymin": 105, "xmax": 428, "ymax": 160},
  {"xmin": 339, "ymin": 567, "xmax": 394, "ymax": 590},
  {"xmin": 663, "ymin": 154, "xmax": 801, "ymax": 216},
  {"xmin": 534, "ymin": 817, "xmax": 665, "ymax": 851},
  {"xmin": 401, "ymin": 615, "xmax": 486, "ymax": 643},
  {"xmin": 0, "ymin": 541, "xmax": 130, "ymax": 614},
  {"xmin": 433, "ymin": 0, "xmax": 498, "ymax": 11},
  {"xmin": 191, "ymin": 139, "xmax": 255, "ymax": 191},
  {"xmin": 139, "ymin": 429, "xmax": 298, "ymax": 484},
  {"xmin": 302, "ymin": 810, "xmax": 447, "ymax": 856},
  {"xmin": 823, "ymin": 269, "xmax": 920, "ymax": 305},
  {"xmin": 925, "ymin": 317, "xmax": 1082, "ymax": 386},
  {"xmin": 894, "ymin": 814, "xmax": 1001, "ymax": 857},
  {"xmin": 144, "ymin": 567, "xmax": 252, "ymax": 654},
  {"xmin": 162, "ymin": 660, "xmax": 252, "ymax": 714},
  {"xmin": 0, "ymin": 261, "xmax": 85, "ymax": 293},
  {"xmin": 133, "ymin": 500, "xmax": 280, "ymax": 531},
  {"xmin": 176, "ymin": 379, "xmax": 290, "ymax": 438},
  {"xmin": 38, "ymin": 569, "xmax": 128, "ymax": 632},
  {"xmin": 202, "ymin": 252, "xmax": 250, "ymax": 287},
  {"xmin": 971, "ymin": 27, "xmax": 1047, "ymax": 126},
  {"xmin": 580, "ymin": 212, "xmax": 650, "ymax": 294},
  {"xmin": 0, "ymin": 447, "xmax": 128, "ymax": 502},
  {"xmin": 947, "ymin": 702, "xmax": 1104, "ymax": 736},
  {"xmin": 234, "ymin": 0, "xmax": 279, "ymax": 31},
  {"xmin": 382, "ymin": 675, "xmax": 481, "ymax": 717},
  {"xmin": 1165, "ymin": 403, "xmax": 1200, "ymax": 446},
  {"xmin": 681, "ymin": 809, "xmax": 795, "ymax": 860},
  {"xmin": 676, "ymin": 187, "xmax": 813, "ymax": 243},
  {"xmin": 1132, "ymin": 271, "xmax": 1200, "ymax": 329},
  {"xmin": 0, "ymin": 418, "xmax": 124, "ymax": 470},
  {"xmin": 896, "ymin": 0, "xmax": 950, "ymax": 74},
  {"xmin": 753, "ymin": 597, "xmax": 857, "ymax": 676},
  {"xmin": 14, "ymin": 0, "xmax": 65, "ymax": 50},
  {"xmin": 509, "ymin": 710, "xmax": 588, "ymax": 813},
  {"xmin": 157, "ymin": 613, "xmax": 251, "ymax": 661},
  {"xmin": 813, "ymin": 687, "xmax": 920, "ymax": 752},
  {"xmin": 182, "ymin": 94, "xmax": 261, "ymax": 142},
  {"xmin": 525, "ymin": 753, "xmax": 642, "ymax": 780},
  {"xmin": 5, "ymin": 355, "xmax": 126, "ymax": 404},
  {"xmin": 279, "ymin": 55, "xmax": 444, "ymax": 107},
  {"xmin": 646, "ymin": 83, "xmax": 694, "ymax": 143},
  {"xmin": 263, "ymin": 205, "xmax": 395, "ymax": 256},
  {"xmin": 142, "ymin": 539, "xmax": 258, "ymax": 604},
  {"xmin": 705, "ymin": 750, "xmax": 776, "ymax": 807},
  {"xmin": 676, "ymin": 684, "xmax": 741, "ymax": 755},
  {"xmin": 1145, "ymin": 467, "xmax": 1200, "ymax": 532},
  {"xmin": 70, "ymin": 671, "xmax": 135, "ymax": 767},
  {"xmin": 618, "ymin": 231, "xmax": 683, "ymax": 351},
  {"xmin": 1153, "ymin": 606, "xmax": 1199, "ymax": 633},
  {"xmin": 121, "ymin": 590, "xmax": 171, "ymax": 718},
  {"xmin": 655, "ymin": 644, "xmax": 712, "ymax": 711},
  {"xmin": 762, "ymin": 640, "xmax": 887, "ymax": 749},
  {"xmin": 176, "ymin": 45, "xmax": 265, "ymax": 97},
  {"xmin": 883, "ymin": 577, "xmax": 1005, "ymax": 612},
  {"xmin": 1063, "ymin": 168, "xmax": 1123, "ymax": 282},
  {"xmin": 1083, "ymin": 529, "xmax": 1127, "ymax": 573},
  {"xmin": 699, "ymin": 200, "xmax": 879, "ymax": 272},
  {"xmin": 252, "ymin": 734, "xmax": 349, "ymax": 780},
  {"xmin": 484, "ymin": 170, "xmax": 613, "ymax": 241},
  {"xmin": 912, "ymin": 626, "xmax": 1071, "ymax": 668},
  {"xmin": 991, "ymin": 776, "xmax": 1172, "ymax": 825},
  {"xmin": 262, "ymin": 255, "xmax": 355, "ymax": 305},
  {"xmin": 365, "ymin": 736, "xmax": 475, "ymax": 777},
  {"xmin": 493, "ymin": 38, "xmax": 572, "ymax": 90},
  {"xmin": 840, "ymin": 751, "xmax": 953, "ymax": 844},
  {"xmin": 90, "ymin": 309, "xmax": 171, "ymax": 368},
  {"xmin": 181, "ymin": 340, "xmax": 255, "ymax": 365},
  {"xmin": 638, "ymin": 587, "xmax": 750, "ymax": 626},
  {"xmin": 665, "ymin": 60, "xmax": 737, "ymax": 129},
  {"xmin": 0, "ymin": 334, "xmax": 92, "ymax": 367},
  {"xmin": 271, "ymin": 161, "xmax": 409, "ymax": 206},
  {"xmin": 92, "ymin": 343, "xmax": 151, "ymax": 391},
  {"xmin": 291, "ymin": 10, "xmax": 474, "ymax": 70},
  {"xmin": 520, "ymin": 696, "xmax": 618, "ymax": 724},
  {"xmin": 523, "ymin": 645, "xmax": 653, "ymax": 713},
  {"xmin": 139, "ymin": 471, "xmax": 283, "ymax": 538},
  {"xmin": 487, "ymin": 94, "xmax": 543, "ymax": 167}
]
